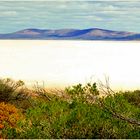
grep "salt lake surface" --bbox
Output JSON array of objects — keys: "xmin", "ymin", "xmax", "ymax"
[{"xmin": 0, "ymin": 40, "xmax": 140, "ymax": 90}]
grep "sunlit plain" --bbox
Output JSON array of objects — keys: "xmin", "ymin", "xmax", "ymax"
[{"xmin": 0, "ymin": 40, "xmax": 140, "ymax": 90}]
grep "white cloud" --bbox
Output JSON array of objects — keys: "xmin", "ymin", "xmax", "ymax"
[
  {"xmin": 0, "ymin": 11, "xmax": 17, "ymax": 16},
  {"xmin": 0, "ymin": 0, "xmax": 140, "ymax": 33}
]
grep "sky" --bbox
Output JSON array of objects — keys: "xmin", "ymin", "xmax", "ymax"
[{"xmin": 0, "ymin": 0, "xmax": 140, "ymax": 33}]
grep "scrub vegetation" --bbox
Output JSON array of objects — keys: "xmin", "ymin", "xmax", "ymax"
[{"xmin": 0, "ymin": 78, "xmax": 140, "ymax": 139}]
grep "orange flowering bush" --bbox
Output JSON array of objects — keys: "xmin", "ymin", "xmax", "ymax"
[{"xmin": 0, "ymin": 102, "xmax": 21, "ymax": 129}]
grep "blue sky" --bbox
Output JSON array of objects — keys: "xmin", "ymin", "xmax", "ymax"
[{"xmin": 0, "ymin": 0, "xmax": 140, "ymax": 33}]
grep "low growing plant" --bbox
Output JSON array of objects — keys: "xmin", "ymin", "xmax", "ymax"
[{"xmin": 0, "ymin": 78, "xmax": 24, "ymax": 102}]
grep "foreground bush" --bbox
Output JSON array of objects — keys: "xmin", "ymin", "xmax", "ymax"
[
  {"xmin": 12, "ymin": 94, "xmax": 139, "ymax": 139},
  {"xmin": 123, "ymin": 90, "xmax": 140, "ymax": 107},
  {"xmin": 0, "ymin": 102, "xmax": 21, "ymax": 129},
  {"xmin": 0, "ymin": 78, "xmax": 24, "ymax": 102},
  {"xmin": 0, "ymin": 102, "xmax": 23, "ymax": 139},
  {"xmin": 0, "ymin": 81, "xmax": 139, "ymax": 139}
]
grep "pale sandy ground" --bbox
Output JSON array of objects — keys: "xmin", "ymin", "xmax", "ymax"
[{"xmin": 0, "ymin": 40, "xmax": 140, "ymax": 90}]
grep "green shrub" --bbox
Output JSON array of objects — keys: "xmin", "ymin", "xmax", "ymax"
[
  {"xmin": 123, "ymin": 90, "xmax": 140, "ymax": 107},
  {"xmin": 0, "ymin": 81, "xmax": 140, "ymax": 139},
  {"xmin": 12, "ymin": 93, "xmax": 140, "ymax": 139},
  {"xmin": 0, "ymin": 78, "xmax": 24, "ymax": 102},
  {"xmin": 65, "ymin": 83, "xmax": 99, "ymax": 102}
]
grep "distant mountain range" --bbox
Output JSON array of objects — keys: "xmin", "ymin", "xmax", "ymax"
[{"xmin": 0, "ymin": 28, "xmax": 140, "ymax": 40}]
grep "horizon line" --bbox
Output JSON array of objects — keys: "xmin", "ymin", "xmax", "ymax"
[{"xmin": 1, "ymin": 27, "xmax": 140, "ymax": 34}]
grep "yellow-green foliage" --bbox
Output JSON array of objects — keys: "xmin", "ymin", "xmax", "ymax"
[{"xmin": 0, "ymin": 79, "xmax": 140, "ymax": 139}]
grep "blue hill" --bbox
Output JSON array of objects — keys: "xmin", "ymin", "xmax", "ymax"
[{"xmin": 0, "ymin": 28, "xmax": 140, "ymax": 40}]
